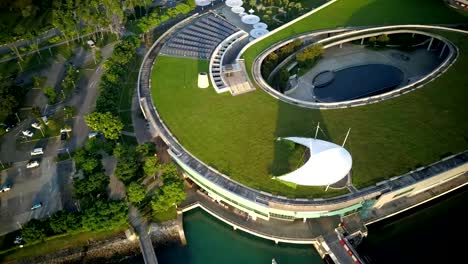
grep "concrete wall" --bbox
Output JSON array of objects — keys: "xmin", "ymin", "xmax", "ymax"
[
  {"xmin": 171, "ymin": 150, "xmax": 365, "ymax": 220},
  {"xmin": 373, "ymin": 162, "xmax": 468, "ymax": 208},
  {"xmin": 252, "ymin": 26, "xmax": 462, "ymax": 110}
]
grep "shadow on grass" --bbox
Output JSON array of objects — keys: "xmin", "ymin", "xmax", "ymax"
[{"xmin": 345, "ymin": 0, "xmax": 468, "ymax": 27}]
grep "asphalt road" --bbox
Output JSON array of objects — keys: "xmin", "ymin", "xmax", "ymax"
[
  {"xmin": 0, "ymin": 157, "xmax": 74, "ymax": 235},
  {"xmin": 0, "ymin": 43, "xmax": 115, "ymax": 235}
]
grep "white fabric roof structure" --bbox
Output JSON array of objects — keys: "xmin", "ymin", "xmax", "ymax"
[
  {"xmin": 250, "ymin": 28, "xmax": 269, "ymax": 38},
  {"xmin": 253, "ymin": 22, "xmax": 268, "ymax": 29},
  {"xmin": 231, "ymin": 6, "xmax": 245, "ymax": 14},
  {"xmin": 241, "ymin": 14, "xmax": 260, "ymax": 24},
  {"xmin": 195, "ymin": 0, "xmax": 211, "ymax": 6},
  {"xmin": 225, "ymin": 0, "xmax": 243, "ymax": 7},
  {"xmin": 276, "ymin": 137, "xmax": 352, "ymax": 186}
]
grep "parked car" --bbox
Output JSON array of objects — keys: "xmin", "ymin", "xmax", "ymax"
[
  {"xmin": 26, "ymin": 160, "xmax": 40, "ymax": 169},
  {"xmin": 31, "ymin": 202, "xmax": 42, "ymax": 210},
  {"xmin": 22, "ymin": 130, "xmax": 34, "ymax": 137},
  {"xmin": 14, "ymin": 236, "xmax": 22, "ymax": 245},
  {"xmin": 0, "ymin": 184, "xmax": 11, "ymax": 193},
  {"xmin": 60, "ymin": 131, "xmax": 67, "ymax": 140},
  {"xmin": 41, "ymin": 116, "xmax": 49, "ymax": 125},
  {"xmin": 60, "ymin": 127, "xmax": 72, "ymax": 133},
  {"xmin": 31, "ymin": 148, "xmax": 44, "ymax": 156},
  {"xmin": 88, "ymin": 132, "xmax": 98, "ymax": 138},
  {"xmin": 31, "ymin": 122, "xmax": 41, "ymax": 129}
]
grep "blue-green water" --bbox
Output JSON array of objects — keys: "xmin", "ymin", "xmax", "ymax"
[
  {"xmin": 121, "ymin": 188, "xmax": 468, "ymax": 264},
  {"xmin": 124, "ymin": 209, "xmax": 322, "ymax": 264}
]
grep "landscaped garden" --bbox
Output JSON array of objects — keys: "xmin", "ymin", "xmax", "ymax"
[{"xmin": 150, "ymin": 0, "xmax": 468, "ymax": 198}]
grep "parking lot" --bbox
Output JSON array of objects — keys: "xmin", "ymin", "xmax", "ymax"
[{"xmin": 0, "ymin": 157, "xmax": 74, "ymax": 235}]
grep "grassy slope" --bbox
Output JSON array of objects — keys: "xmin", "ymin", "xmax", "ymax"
[
  {"xmin": 0, "ymin": 227, "xmax": 126, "ymax": 262},
  {"xmin": 151, "ymin": 0, "xmax": 468, "ymax": 198}
]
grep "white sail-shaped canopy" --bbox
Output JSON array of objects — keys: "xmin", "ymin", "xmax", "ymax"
[{"xmin": 277, "ymin": 137, "xmax": 352, "ymax": 186}]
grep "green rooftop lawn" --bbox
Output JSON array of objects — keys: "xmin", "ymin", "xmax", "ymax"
[
  {"xmin": 150, "ymin": 0, "xmax": 468, "ymax": 198},
  {"xmin": 243, "ymin": 0, "xmax": 468, "ymax": 72}
]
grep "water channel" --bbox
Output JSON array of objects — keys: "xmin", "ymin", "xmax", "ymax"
[
  {"xmin": 124, "ymin": 208, "xmax": 323, "ymax": 264},
  {"xmin": 121, "ymin": 187, "xmax": 467, "ymax": 264}
]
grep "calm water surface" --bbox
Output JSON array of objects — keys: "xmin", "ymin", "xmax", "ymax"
[
  {"xmin": 121, "ymin": 188, "xmax": 468, "ymax": 264},
  {"xmin": 358, "ymin": 187, "xmax": 468, "ymax": 263},
  {"xmin": 124, "ymin": 208, "xmax": 323, "ymax": 264}
]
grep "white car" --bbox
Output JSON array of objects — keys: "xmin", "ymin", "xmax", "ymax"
[
  {"xmin": 22, "ymin": 130, "xmax": 34, "ymax": 137},
  {"xmin": 26, "ymin": 160, "xmax": 40, "ymax": 169},
  {"xmin": 0, "ymin": 185, "xmax": 11, "ymax": 192},
  {"xmin": 60, "ymin": 127, "xmax": 72, "ymax": 133},
  {"xmin": 31, "ymin": 148, "xmax": 44, "ymax": 156},
  {"xmin": 88, "ymin": 132, "xmax": 98, "ymax": 138},
  {"xmin": 31, "ymin": 202, "xmax": 42, "ymax": 210},
  {"xmin": 41, "ymin": 116, "xmax": 49, "ymax": 125},
  {"xmin": 31, "ymin": 122, "xmax": 41, "ymax": 129}
]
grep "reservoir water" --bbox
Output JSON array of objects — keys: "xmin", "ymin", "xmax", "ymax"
[
  {"xmin": 124, "ymin": 208, "xmax": 323, "ymax": 264},
  {"xmin": 121, "ymin": 188, "xmax": 467, "ymax": 264},
  {"xmin": 357, "ymin": 187, "xmax": 468, "ymax": 263}
]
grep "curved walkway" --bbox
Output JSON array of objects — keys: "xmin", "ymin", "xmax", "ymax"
[
  {"xmin": 252, "ymin": 25, "xmax": 461, "ymax": 109},
  {"xmin": 138, "ymin": 17, "xmax": 468, "ymax": 214}
]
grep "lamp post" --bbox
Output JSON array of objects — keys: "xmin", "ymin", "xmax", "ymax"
[
  {"xmin": 66, "ymin": 148, "xmax": 71, "ymax": 159},
  {"xmin": 15, "ymin": 113, "xmax": 20, "ymax": 123}
]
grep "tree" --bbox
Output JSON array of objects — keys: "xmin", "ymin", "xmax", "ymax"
[
  {"xmin": 81, "ymin": 157, "xmax": 100, "ymax": 173},
  {"xmin": 0, "ymin": 76, "xmax": 22, "ymax": 123},
  {"xmin": 21, "ymin": 219, "xmax": 46, "ymax": 243},
  {"xmin": 143, "ymin": 155, "xmax": 159, "ymax": 177},
  {"xmin": 127, "ymin": 182, "xmax": 146, "ymax": 204},
  {"xmin": 73, "ymin": 149, "xmax": 89, "ymax": 168},
  {"xmin": 49, "ymin": 210, "xmax": 82, "ymax": 234},
  {"xmin": 115, "ymin": 158, "xmax": 140, "ymax": 184},
  {"xmin": 81, "ymin": 200, "xmax": 128, "ymax": 231},
  {"xmin": 44, "ymin": 86, "xmax": 57, "ymax": 103},
  {"xmin": 63, "ymin": 106, "xmax": 76, "ymax": 118},
  {"xmin": 296, "ymin": 44, "xmax": 323, "ymax": 67},
  {"xmin": 74, "ymin": 172, "xmax": 109, "ymax": 198},
  {"xmin": 136, "ymin": 142, "xmax": 156, "ymax": 158},
  {"xmin": 368, "ymin": 36, "xmax": 377, "ymax": 46},
  {"xmin": 160, "ymin": 163, "xmax": 180, "ymax": 184},
  {"xmin": 151, "ymin": 181, "xmax": 186, "ymax": 213},
  {"xmin": 113, "ymin": 143, "xmax": 129, "ymax": 159},
  {"xmin": 278, "ymin": 68, "xmax": 290, "ymax": 92},
  {"xmin": 32, "ymin": 76, "xmax": 43, "ymax": 88},
  {"xmin": 84, "ymin": 112, "xmax": 124, "ymax": 140},
  {"xmin": 377, "ymin": 34, "xmax": 390, "ymax": 46}
]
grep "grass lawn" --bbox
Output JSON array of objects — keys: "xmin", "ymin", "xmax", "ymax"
[
  {"xmin": 243, "ymin": 0, "xmax": 468, "ymax": 72},
  {"xmin": 150, "ymin": 0, "xmax": 468, "ymax": 198},
  {"xmin": 152, "ymin": 29, "xmax": 468, "ymax": 196},
  {"xmin": 0, "ymin": 227, "xmax": 126, "ymax": 263}
]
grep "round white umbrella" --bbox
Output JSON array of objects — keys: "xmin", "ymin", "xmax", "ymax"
[
  {"xmin": 250, "ymin": 28, "xmax": 269, "ymax": 38},
  {"xmin": 253, "ymin": 22, "xmax": 268, "ymax": 29},
  {"xmin": 241, "ymin": 14, "xmax": 260, "ymax": 24},
  {"xmin": 231, "ymin": 6, "xmax": 245, "ymax": 14},
  {"xmin": 225, "ymin": 0, "xmax": 243, "ymax": 7},
  {"xmin": 195, "ymin": 0, "xmax": 211, "ymax": 6}
]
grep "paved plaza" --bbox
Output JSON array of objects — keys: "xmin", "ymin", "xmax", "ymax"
[{"xmin": 288, "ymin": 43, "xmax": 441, "ymax": 102}]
